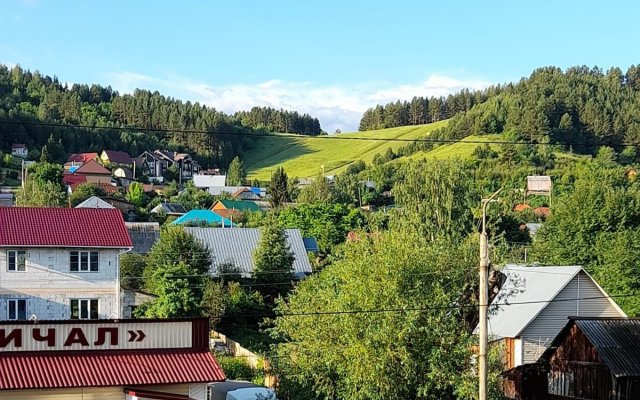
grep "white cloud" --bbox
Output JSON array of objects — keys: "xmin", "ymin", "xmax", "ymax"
[{"xmin": 105, "ymin": 72, "xmax": 491, "ymax": 132}]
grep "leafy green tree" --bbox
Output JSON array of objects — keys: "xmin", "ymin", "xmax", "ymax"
[
  {"xmin": 69, "ymin": 183, "xmax": 107, "ymax": 207},
  {"xmin": 144, "ymin": 225, "xmax": 211, "ymax": 295},
  {"xmin": 270, "ymin": 232, "xmax": 498, "ymax": 400},
  {"xmin": 297, "ymin": 174, "xmax": 333, "ymax": 204},
  {"xmin": 227, "ymin": 156, "xmax": 246, "ymax": 186},
  {"xmin": 253, "ymin": 215, "xmax": 294, "ymax": 286},
  {"xmin": 126, "ymin": 181, "xmax": 146, "ymax": 207},
  {"xmin": 278, "ymin": 203, "xmax": 364, "ymax": 252},
  {"xmin": 120, "ymin": 253, "xmax": 147, "ymax": 290},
  {"xmin": 137, "ymin": 261, "xmax": 201, "ymax": 318},
  {"xmin": 15, "ymin": 178, "xmax": 67, "ymax": 207},
  {"xmin": 29, "ymin": 162, "xmax": 63, "ymax": 185},
  {"xmin": 269, "ymin": 166, "xmax": 290, "ymax": 208},
  {"xmin": 40, "ymin": 144, "xmax": 49, "ymax": 162}
]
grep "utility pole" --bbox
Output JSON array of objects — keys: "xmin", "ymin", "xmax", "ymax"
[{"xmin": 479, "ymin": 187, "xmax": 502, "ymax": 400}]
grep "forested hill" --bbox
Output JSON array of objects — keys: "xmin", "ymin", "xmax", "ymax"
[
  {"xmin": 0, "ymin": 64, "xmax": 322, "ymax": 167},
  {"xmin": 360, "ymin": 65, "xmax": 640, "ymax": 155}
]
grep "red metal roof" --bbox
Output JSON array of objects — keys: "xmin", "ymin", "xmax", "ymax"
[
  {"xmin": 75, "ymin": 160, "xmax": 112, "ymax": 175},
  {"xmin": 63, "ymin": 173, "xmax": 88, "ymax": 186},
  {"xmin": 0, "ymin": 207, "xmax": 132, "ymax": 248},
  {"xmin": 67, "ymin": 152, "xmax": 99, "ymax": 163},
  {"xmin": 0, "ymin": 350, "xmax": 225, "ymax": 390}
]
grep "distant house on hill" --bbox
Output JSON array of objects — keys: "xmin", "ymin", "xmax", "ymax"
[
  {"xmin": 137, "ymin": 150, "xmax": 200, "ymax": 183},
  {"xmin": 185, "ymin": 227, "xmax": 313, "ymax": 279},
  {"xmin": 65, "ymin": 160, "xmax": 112, "ymax": 184},
  {"xmin": 66, "ymin": 152, "xmax": 99, "ymax": 165},
  {"xmin": 193, "ymin": 174, "xmax": 226, "ymax": 189},
  {"xmin": 74, "ymin": 196, "xmax": 116, "ymax": 209},
  {"xmin": 11, "ymin": 144, "xmax": 27, "ymax": 158},
  {"xmin": 211, "ymin": 200, "xmax": 261, "ymax": 213},
  {"xmin": 100, "ymin": 150, "xmax": 133, "ymax": 169},
  {"xmin": 151, "ymin": 202, "xmax": 187, "ymax": 216},
  {"xmin": 482, "ymin": 265, "xmax": 625, "ymax": 370},
  {"xmin": 232, "ymin": 187, "xmax": 261, "ymax": 201},
  {"xmin": 113, "ymin": 167, "xmax": 133, "ymax": 187},
  {"xmin": 171, "ymin": 210, "xmax": 233, "ymax": 227}
]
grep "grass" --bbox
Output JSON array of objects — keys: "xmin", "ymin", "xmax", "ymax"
[
  {"xmin": 399, "ymin": 134, "xmax": 505, "ymax": 162},
  {"xmin": 244, "ymin": 121, "xmax": 448, "ymax": 180}
]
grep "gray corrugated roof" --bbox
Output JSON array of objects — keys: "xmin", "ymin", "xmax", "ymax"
[
  {"xmin": 151, "ymin": 202, "xmax": 187, "ymax": 215},
  {"xmin": 575, "ymin": 318, "xmax": 640, "ymax": 377},
  {"xmin": 185, "ymin": 227, "xmax": 312, "ymax": 278},
  {"xmin": 125, "ymin": 222, "xmax": 160, "ymax": 254},
  {"xmin": 485, "ymin": 265, "xmax": 583, "ymax": 338}
]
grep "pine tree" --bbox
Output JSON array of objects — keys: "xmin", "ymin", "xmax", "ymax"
[
  {"xmin": 227, "ymin": 156, "xmax": 246, "ymax": 186},
  {"xmin": 253, "ymin": 214, "xmax": 294, "ymax": 286},
  {"xmin": 269, "ymin": 166, "xmax": 290, "ymax": 208}
]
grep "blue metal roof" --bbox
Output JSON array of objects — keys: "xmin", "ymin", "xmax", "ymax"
[
  {"xmin": 171, "ymin": 210, "xmax": 233, "ymax": 227},
  {"xmin": 302, "ymin": 237, "xmax": 319, "ymax": 253}
]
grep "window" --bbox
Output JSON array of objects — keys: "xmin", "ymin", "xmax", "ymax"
[
  {"xmin": 7, "ymin": 250, "xmax": 26, "ymax": 272},
  {"xmin": 70, "ymin": 251, "xmax": 99, "ymax": 272},
  {"xmin": 7, "ymin": 299, "xmax": 27, "ymax": 320},
  {"xmin": 70, "ymin": 299, "xmax": 99, "ymax": 320}
]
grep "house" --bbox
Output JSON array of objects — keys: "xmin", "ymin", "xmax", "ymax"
[
  {"xmin": 125, "ymin": 222, "xmax": 160, "ymax": 254},
  {"xmin": 193, "ymin": 173, "xmax": 227, "ymax": 189},
  {"xmin": 74, "ymin": 196, "xmax": 116, "ymax": 209},
  {"xmin": 120, "ymin": 288, "xmax": 157, "ymax": 317},
  {"xmin": 10, "ymin": 144, "xmax": 27, "ymax": 158},
  {"xmin": 0, "ymin": 193, "xmax": 14, "ymax": 207},
  {"xmin": 171, "ymin": 210, "xmax": 233, "ymax": 227},
  {"xmin": 102, "ymin": 197, "xmax": 137, "ymax": 221},
  {"xmin": 113, "ymin": 166, "xmax": 133, "ymax": 187},
  {"xmin": 484, "ymin": 265, "xmax": 625, "ymax": 369},
  {"xmin": 526, "ymin": 176, "xmax": 552, "ymax": 196},
  {"xmin": 232, "ymin": 187, "xmax": 262, "ymax": 201},
  {"xmin": 137, "ymin": 150, "xmax": 201, "ymax": 183},
  {"xmin": 540, "ymin": 317, "xmax": 640, "ymax": 400},
  {"xmin": 0, "ymin": 318, "xmax": 225, "ymax": 400},
  {"xmin": 66, "ymin": 160, "xmax": 113, "ymax": 184},
  {"xmin": 67, "ymin": 152, "xmax": 99, "ymax": 165},
  {"xmin": 68, "ymin": 182, "xmax": 123, "ymax": 196},
  {"xmin": 0, "ymin": 207, "xmax": 132, "ymax": 320},
  {"xmin": 207, "ymin": 185, "xmax": 267, "ymax": 198},
  {"xmin": 100, "ymin": 150, "xmax": 133, "ymax": 169},
  {"xmin": 185, "ymin": 227, "xmax": 313, "ymax": 279},
  {"xmin": 151, "ymin": 202, "xmax": 188, "ymax": 216},
  {"xmin": 211, "ymin": 199, "xmax": 262, "ymax": 214}
]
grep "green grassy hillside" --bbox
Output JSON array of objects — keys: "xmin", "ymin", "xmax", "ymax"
[
  {"xmin": 402, "ymin": 134, "xmax": 504, "ymax": 161},
  {"xmin": 244, "ymin": 121, "xmax": 447, "ymax": 180}
]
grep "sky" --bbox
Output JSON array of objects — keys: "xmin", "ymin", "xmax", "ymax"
[{"xmin": 1, "ymin": 0, "xmax": 639, "ymax": 132}]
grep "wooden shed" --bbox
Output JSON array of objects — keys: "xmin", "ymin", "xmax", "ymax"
[{"xmin": 540, "ymin": 317, "xmax": 640, "ymax": 400}]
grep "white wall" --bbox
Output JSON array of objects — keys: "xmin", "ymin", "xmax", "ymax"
[{"xmin": 0, "ymin": 248, "xmax": 121, "ymax": 320}]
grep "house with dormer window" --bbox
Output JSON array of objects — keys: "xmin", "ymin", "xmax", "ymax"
[{"xmin": 0, "ymin": 207, "xmax": 132, "ymax": 321}]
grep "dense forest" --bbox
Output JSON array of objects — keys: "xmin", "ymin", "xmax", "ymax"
[
  {"xmin": 0, "ymin": 64, "xmax": 323, "ymax": 167},
  {"xmin": 361, "ymin": 65, "xmax": 640, "ymax": 159},
  {"xmin": 358, "ymin": 87, "xmax": 498, "ymax": 130},
  {"xmin": 235, "ymin": 106, "xmax": 321, "ymax": 135}
]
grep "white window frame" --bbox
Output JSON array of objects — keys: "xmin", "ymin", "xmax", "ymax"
[
  {"xmin": 7, "ymin": 299, "xmax": 27, "ymax": 320},
  {"xmin": 69, "ymin": 250, "xmax": 99, "ymax": 272},
  {"xmin": 70, "ymin": 299, "xmax": 99, "ymax": 320},
  {"xmin": 7, "ymin": 250, "xmax": 26, "ymax": 272}
]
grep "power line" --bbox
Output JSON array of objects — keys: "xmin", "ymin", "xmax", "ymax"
[{"xmin": 2, "ymin": 120, "xmax": 638, "ymax": 147}]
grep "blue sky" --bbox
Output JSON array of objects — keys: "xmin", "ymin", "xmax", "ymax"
[{"xmin": 1, "ymin": 0, "xmax": 638, "ymax": 131}]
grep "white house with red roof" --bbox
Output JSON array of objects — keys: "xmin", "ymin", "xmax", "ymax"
[{"xmin": 0, "ymin": 207, "xmax": 132, "ymax": 321}]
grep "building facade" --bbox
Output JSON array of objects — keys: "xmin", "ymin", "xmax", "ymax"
[{"xmin": 0, "ymin": 207, "xmax": 132, "ymax": 321}]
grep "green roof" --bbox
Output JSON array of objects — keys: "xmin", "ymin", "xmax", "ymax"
[{"xmin": 218, "ymin": 200, "xmax": 261, "ymax": 212}]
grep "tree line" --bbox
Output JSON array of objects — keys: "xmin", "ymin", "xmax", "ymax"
[
  {"xmin": 235, "ymin": 106, "xmax": 322, "ymax": 135},
  {"xmin": 0, "ymin": 64, "xmax": 323, "ymax": 168},
  {"xmin": 358, "ymin": 87, "xmax": 499, "ymax": 131}
]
